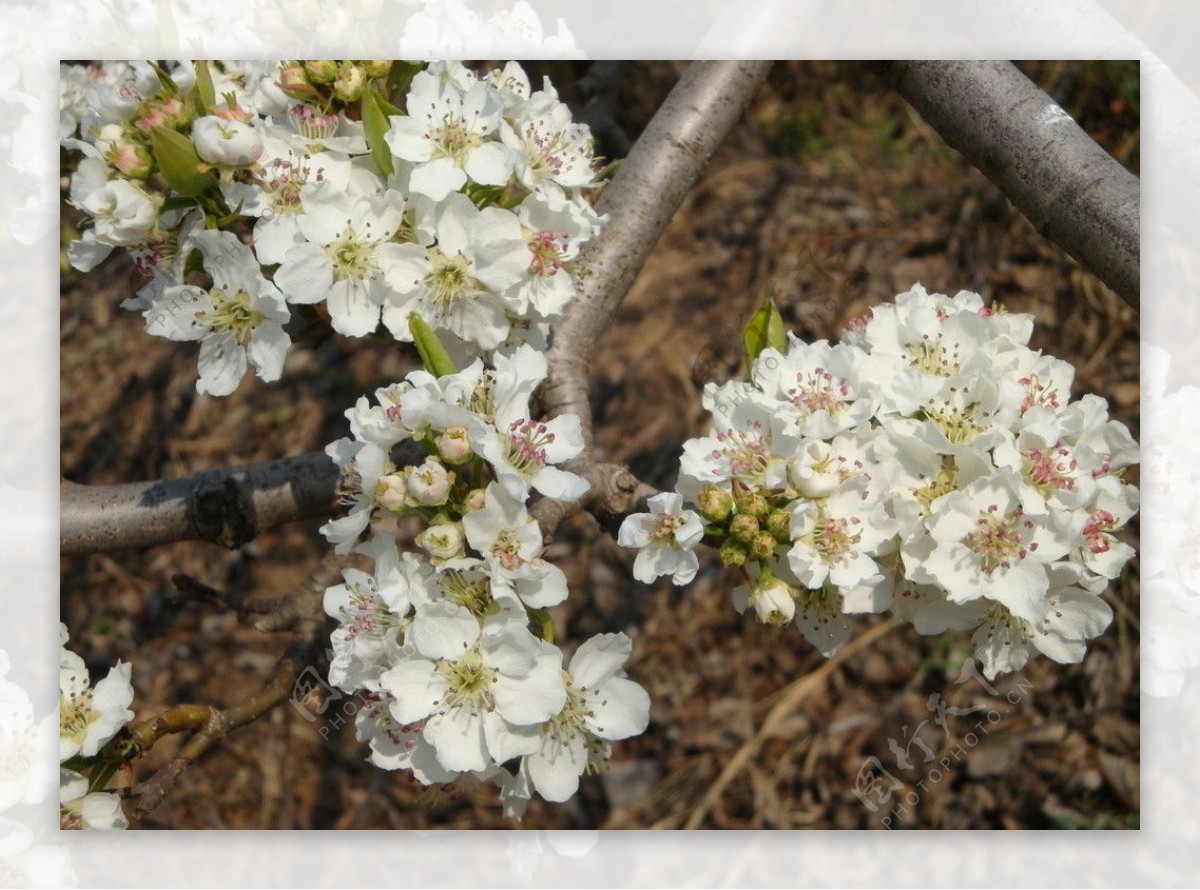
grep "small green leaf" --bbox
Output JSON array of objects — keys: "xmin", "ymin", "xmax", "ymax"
[
  {"xmin": 361, "ymin": 85, "xmax": 395, "ymax": 180},
  {"xmin": 150, "ymin": 126, "xmax": 217, "ymax": 198},
  {"xmin": 194, "ymin": 60, "xmax": 216, "ymax": 114},
  {"xmin": 386, "ymin": 62, "xmax": 423, "ymax": 105},
  {"xmin": 743, "ymin": 296, "xmax": 787, "ymax": 371},
  {"xmin": 408, "ymin": 314, "xmax": 458, "ymax": 378}
]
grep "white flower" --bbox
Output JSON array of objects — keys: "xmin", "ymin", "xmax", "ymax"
[
  {"xmin": 920, "ymin": 472, "xmax": 1072, "ymax": 624},
  {"xmin": 59, "ymin": 769, "xmax": 128, "ymax": 830},
  {"xmin": 192, "ymin": 115, "xmax": 264, "ymax": 166},
  {"xmin": 405, "ymin": 457, "xmax": 454, "ymax": 506},
  {"xmin": 972, "ymin": 564, "xmax": 1113, "ymax": 680},
  {"xmin": 379, "ymin": 602, "xmax": 566, "ymax": 773},
  {"xmin": 59, "ymin": 645, "xmax": 134, "ymax": 761},
  {"xmin": 617, "ymin": 492, "xmax": 705, "ymax": 585},
  {"xmin": 274, "ymin": 185, "xmax": 409, "ymax": 337},
  {"xmin": 520, "ymin": 633, "xmax": 649, "ymax": 803},
  {"xmin": 384, "ymin": 71, "xmax": 514, "ymax": 200},
  {"xmin": 462, "ymin": 482, "xmax": 569, "ymax": 609},
  {"xmin": 320, "ymin": 438, "xmax": 390, "ymax": 554},
  {"xmin": 786, "ymin": 482, "xmax": 894, "ymax": 592},
  {"xmin": 500, "ymin": 83, "xmax": 597, "ymax": 192},
  {"xmin": 382, "ymin": 192, "xmax": 528, "ymax": 351},
  {"xmin": 474, "ymin": 412, "xmax": 588, "ymax": 502},
  {"xmin": 143, "ymin": 229, "xmax": 291, "ymax": 396},
  {"xmin": 222, "ymin": 125, "xmax": 353, "ymax": 264},
  {"xmin": 79, "ymin": 179, "xmax": 157, "ymax": 246}
]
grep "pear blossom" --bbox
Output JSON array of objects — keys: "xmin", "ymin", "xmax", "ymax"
[
  {"xmin": 274, "ymin": 185, "xmax": 409, "ymax": 337},
  {"xmin": 59, "ymin": 639, "xmax": 134, "ymax": 761},
  {"xmin": 618, "ymin": 492, "xmax": 705, "ymax": 586},
  {"xmin": 59, "ymin": 769, "xmax": 128, "ymax": 830},
  {"xmin": 143, "ymin": 229, "xmax": 291, "ymax": 396},
  {"xmin": 379, "ymin": 602, "xmax": 566, "ymax": 773},
  {"xmin": 384, "ymin": 70, "xmax": 514, "ymax": 200},
  {"xmin": 520, "ymin": 633, "xmax": 650, "ymax": 803},
  {"xmin": 192, "ymin": 114, "xmax": 264, "ymax": 166}
]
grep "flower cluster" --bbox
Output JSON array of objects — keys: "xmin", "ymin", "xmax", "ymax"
[
  {"xmin": 620, "ymin": 285, "xmax": 1138, "ymax": 679},
  {"xmin": 61, "ymin": 59, "xmax": 604, "ymax": 395},
  {"xmin": 322, "ymin": 344, "xmax": 650, "ymax": 817},
  {"xmin": 59, "ymin": 624, "xmax": 133, "ymax": 830}
]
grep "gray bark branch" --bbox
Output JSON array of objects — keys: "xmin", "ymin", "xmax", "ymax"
[{"xmin": 882, "ymin": 60, "xmax": 1140, "ymax": 310}]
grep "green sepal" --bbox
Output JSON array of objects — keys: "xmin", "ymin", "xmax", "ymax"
[
  {"xmin": 149, "ymin": 61, "xmax": 180, "ymax": 97},
  {"xmin": 408, "ymin": 314, "xmax": 458, "ymax": 378},
  {"xmin": 743, "ymin": 296, "xmax": 787, "ymax": 372},
  {"xmin": 193, "ymin": 60, "xmax": 216, "ymax": 114},
  {"xmin": 150, "ymin": 126, "xmax": 218, "ymax": 198},
  {"xmin": 361, "ymin": 85, "xmax": 396, "ymax": 180}
]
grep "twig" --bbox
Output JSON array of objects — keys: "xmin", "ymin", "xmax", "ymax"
[
  {"xmin": 684, "ymin": 617, "xmax": 902, "ymax": 830},
  {"xmin": 879, "ymin": 61, "xmax": 1139, "ymax": 311},
  {"xmin": 125, "ymin": 552, "xmax": 338, "ymax": 818}
]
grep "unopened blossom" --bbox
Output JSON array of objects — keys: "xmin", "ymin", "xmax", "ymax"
[{"xmin": 192, "ymin": 114, "xmax": 264, "ymax": 166}]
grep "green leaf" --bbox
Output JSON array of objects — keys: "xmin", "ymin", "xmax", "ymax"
[
  {"xmin": 150, "ymin": 126, "xmax": 218, "ymax": 198},
  {"xmin": 194, "ymin": 60, "xmax": 216, "ymax": 114},
  {"xmin": 408, "ymin": 314, "xmax": 458, "ymax": 378},
  {"xmin": 743, "ymin": 296, "xmax": 787, "ymax": 371},
  {"xmin": 361, "ymin": 85, "xmax": 395, "ymax": 180},
  {"xmin": 386, "ymin": 62, "xmax": 423, "ymax": 105}
]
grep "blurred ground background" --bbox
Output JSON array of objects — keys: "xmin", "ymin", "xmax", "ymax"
[{"xmin": 60, "ymin": 60, "xmax": 1140, "ymax": 829}]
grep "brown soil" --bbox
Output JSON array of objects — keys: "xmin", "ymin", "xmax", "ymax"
[{"xmin": 60, "ymin": 61, "xmax": 1140, "ymax": 830}]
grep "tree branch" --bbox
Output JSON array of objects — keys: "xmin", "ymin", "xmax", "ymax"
[
  {"xmin": 60, "ymin": 443, "xmax": 424, "ymax": 555},
  {"xmin": 542, "ymin": 60, "xmax": 774, "ymax": 448},
  {"xmin": 880, "ymin": 60, "xmax": 1139, "ymax": 311}
]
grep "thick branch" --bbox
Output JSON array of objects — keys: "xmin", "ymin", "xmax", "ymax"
[
  {"xmin": 61, "ymin": 443, "xmax": 423, "ymax": 555},
  {"xmin": 542, "ymin": 61, "xmax": 774, "ymax": 447},
  {"xmin": 881, "ymin": 60, "xmax": 1139, "ymax": 311},
  {"xmin": 61, "ymin": 452, "xmax": 338, "ymax": 555}
]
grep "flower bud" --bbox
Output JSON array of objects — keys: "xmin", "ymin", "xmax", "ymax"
[
  {"xmin": 192, "ymin": 115, "xmax": 263, "ymax": 166},
  {"xmin": 750, "ymin": 530, "xmax": 779, "ymax": 560},
  {"xmin": 766, "ymin": 509, "xmax": 792, "ymax": 542},
  {"xmin": 279, "ymin": 65, "xmax": 321, "ymax": 102},
  {"xmin": 416, "ymin": 522, "xmax": 465, "ymax": 562},
  {"xmin": 462, "ymin": 487, "xmax": 488, "ymax": 513},
  {"xmin": 107, "ymin": 141, "xmax": 153, "ymax": 179},
  {"xmin": 333, "ymin": 63, "xmax": 366, "ymax": 103},
  {"xmin": 750, "ymin": 576, "xmax": 796, "ymax": 626},
  {"xmin": 437, "ymin": 425, "xmax": 473, "ymax": 465},
  {"xmin": 405, "ymin": 458, "xmax": 453, "ymax": 506},
  {"xmin": 696, "ymin": 485, "xmax": 733, "ymax": 523},
  {"xmin": 734, "ymin": 488, "xmax": 770, "ymax": 518},
  {"xmin": 374, "ymin": 472, "xmax": 408, "ymax": 512},
  {"xmin": 303, "ymin": 60, "xmax": 339, "ymax": 84},
  {"xmin": 789, "ymin": 441, "xmax": 840, "ymax": 498},
  {"xmin": 718, "ymin": 538, "xmax": 748, "ymax": 568},
  {"xmin": 363, "ymin": 60, "xmax": 392, "ymax": 79},
  {"xmin": 729, "ymin": 513, "xmax": 760, "ymax": 544}
]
